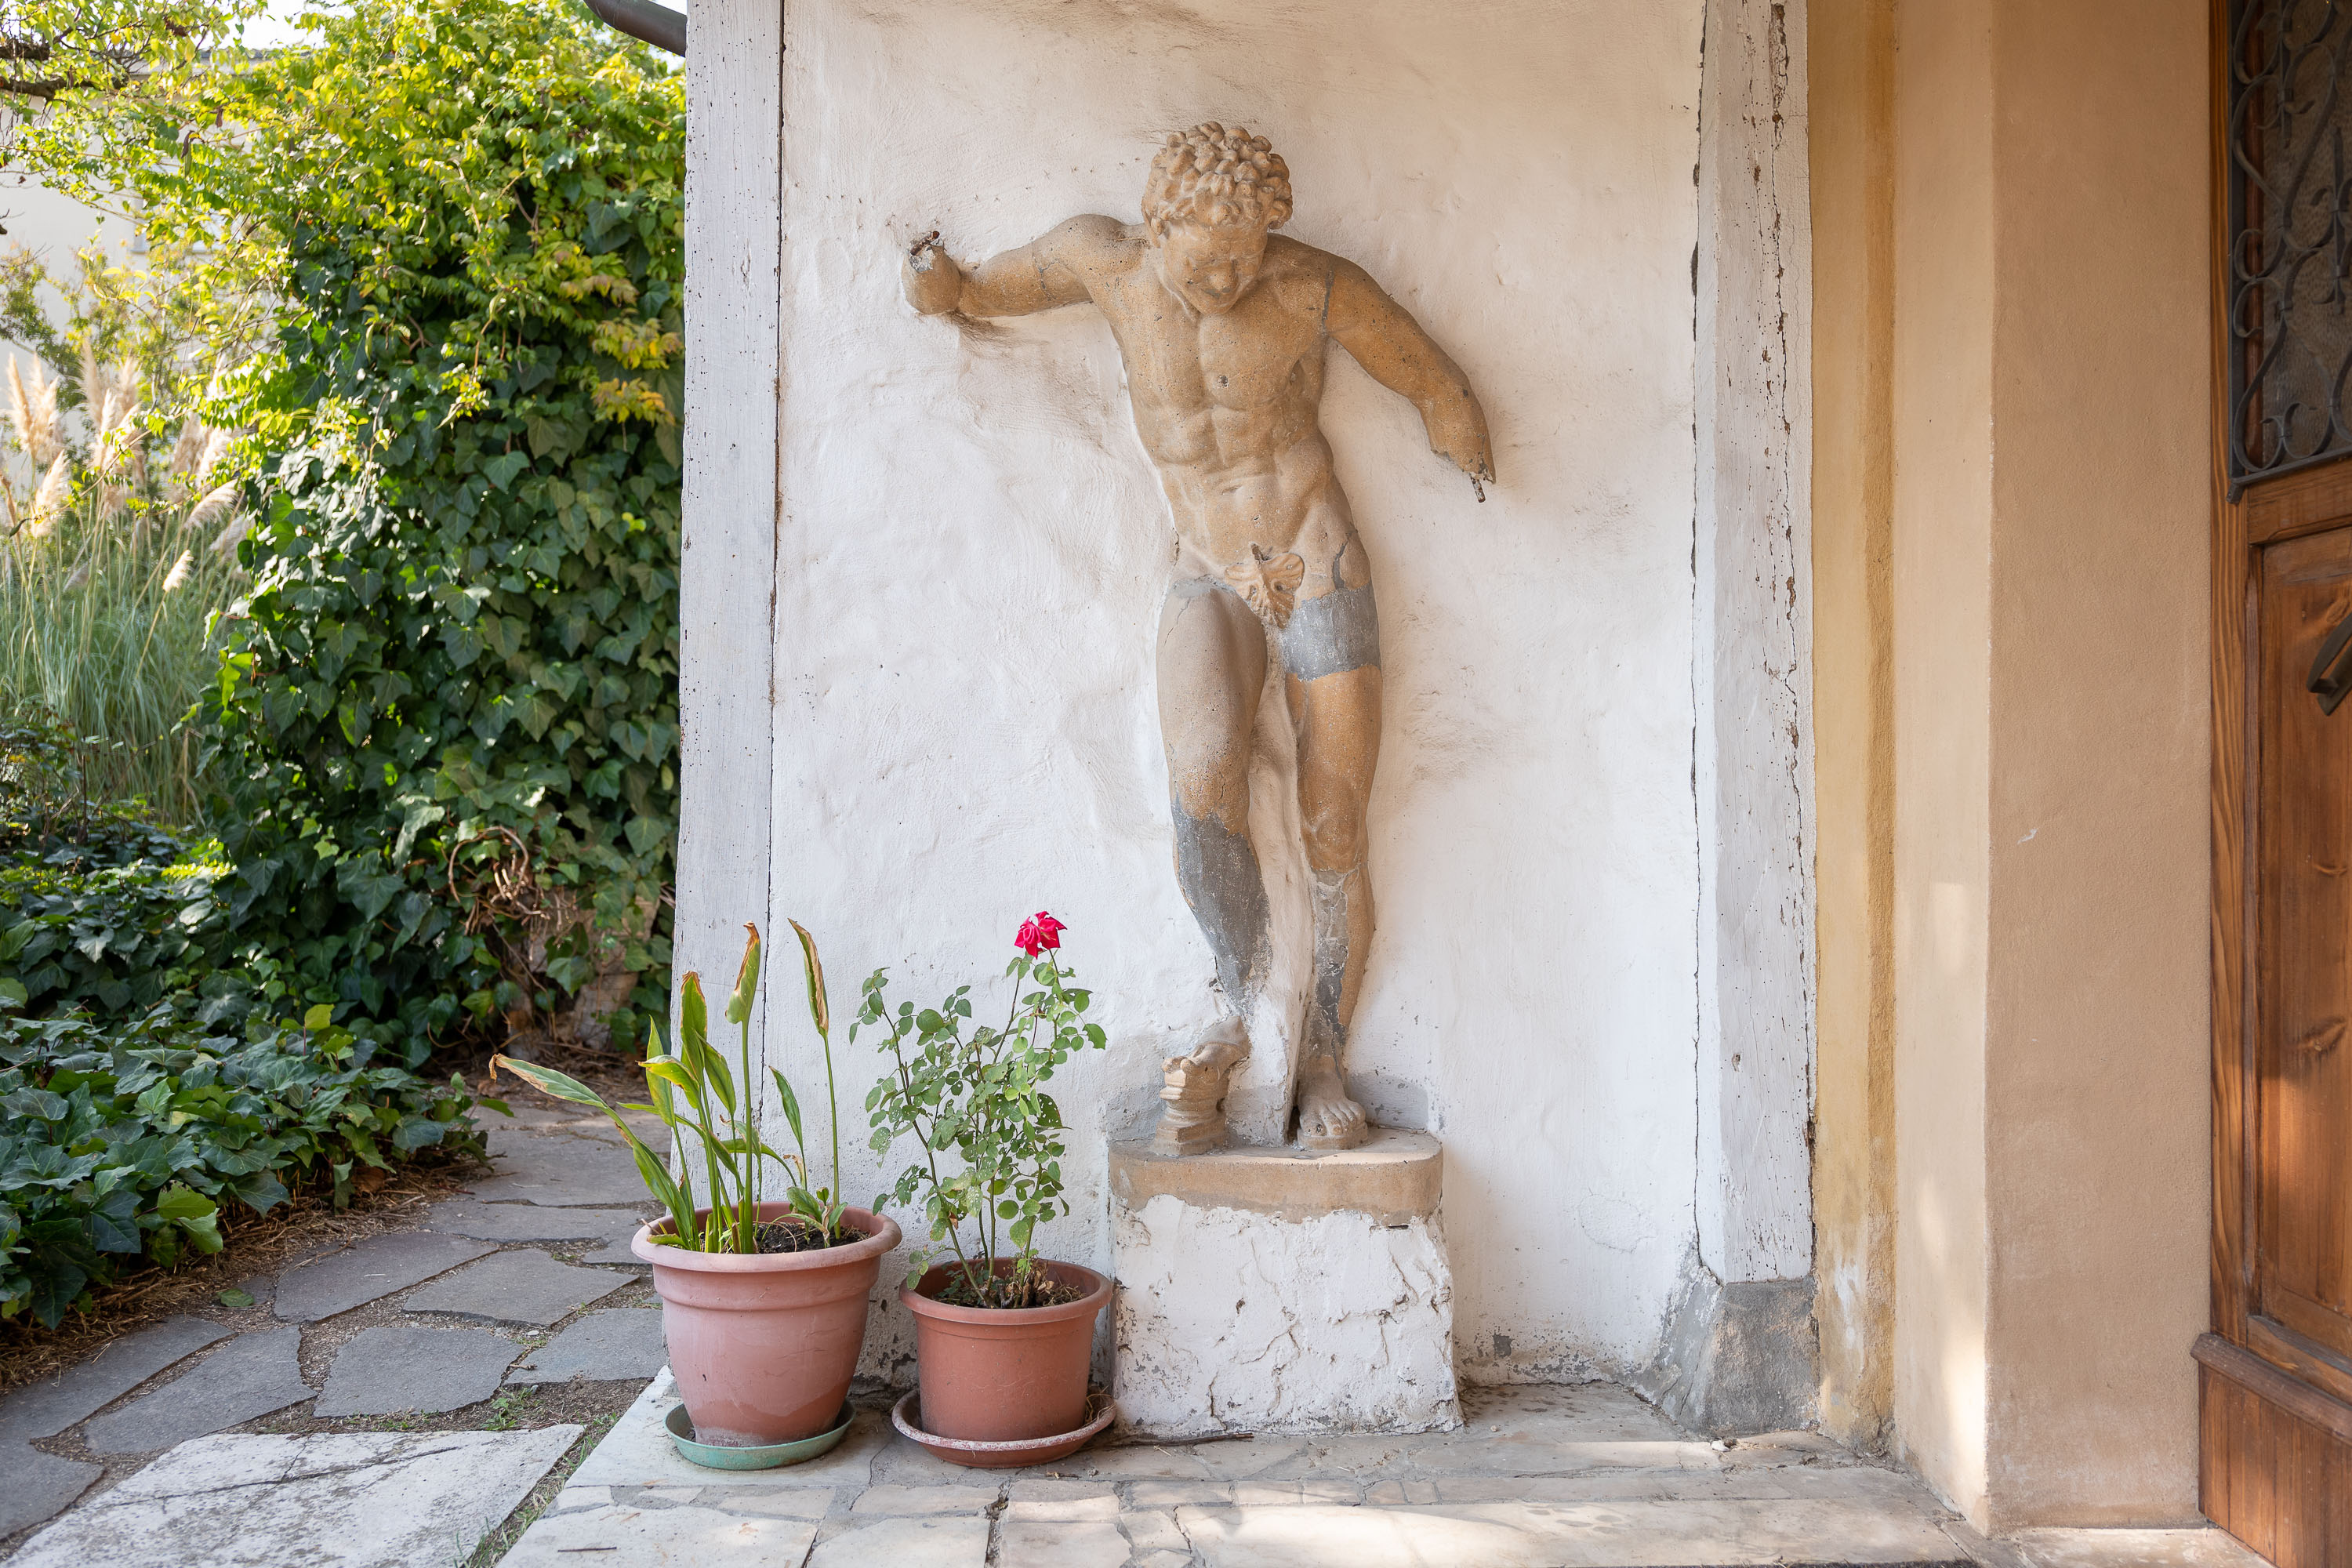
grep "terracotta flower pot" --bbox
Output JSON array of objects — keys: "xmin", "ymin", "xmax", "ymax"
[
  {"xmin": 633, "ymin": 1203, "xmax": 902, "ymax": 1446},
  {"xmin": 901, "ymin": 1258, "xmax": 1111, "ymax": 1443}
]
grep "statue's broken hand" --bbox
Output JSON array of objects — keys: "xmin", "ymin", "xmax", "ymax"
[
  {"xmin": 902, "ymin": 233, "xmax": 962, "ymax": 315},
  {"xmin": 1424, "ymin": 389, "xmax": 1497, "ymax": 490}
]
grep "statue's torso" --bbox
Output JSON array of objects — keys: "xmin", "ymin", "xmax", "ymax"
[{"xmin": 1084, "ymin": 232, "xmax": 1359, "ymax": 581}]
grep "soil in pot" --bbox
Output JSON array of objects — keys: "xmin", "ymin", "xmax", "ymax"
[{"xmin": 901, "ymin": 1258, "xmax": 1110, "ymax": 1444}]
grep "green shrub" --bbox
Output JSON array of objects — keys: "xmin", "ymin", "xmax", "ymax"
[
  {"xmin": 0, "ymin": 710, "xmax": 244, "ymax": 1024},
  {"xmin": 0, "ymin": 1002, "xmax": 487, "ymax": 1327},
  {"xmin": 25, "ymin": 0, "xmax": 684, "ymax": 1051},
  {"xmin": 189, "ymin": 0, "xmax": 682, "ymax": 1048}
]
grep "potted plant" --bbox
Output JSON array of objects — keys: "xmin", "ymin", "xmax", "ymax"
[
  {"xmin": 862, "ymin": 910, "xmax": 1112, "ymax": 1446},
  {"xmin": 493, "ymin": 921, "xmax": 900, "ymax": 1449}
]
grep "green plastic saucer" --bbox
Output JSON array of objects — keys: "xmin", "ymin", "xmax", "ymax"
[{"xmin": 662, "ymin": 1399, "xmax": 855, "ymax": 1470}]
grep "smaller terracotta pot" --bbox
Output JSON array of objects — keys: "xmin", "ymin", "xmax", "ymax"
[
  {"xmin": 901, "ymin": 1258, "xmax": 1111, "ymax": 1443},
  {"xmin": 636, "ymin": 1203, "xmax": 901, "ymax": 1448}
]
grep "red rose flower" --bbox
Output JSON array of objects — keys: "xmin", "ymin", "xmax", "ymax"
[{"xmin": 1015, "ymin": 911, "xmax": 1066, "ymax": 956}]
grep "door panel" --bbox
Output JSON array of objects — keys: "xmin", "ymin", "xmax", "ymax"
[{"xmin": 2258, "ymin": 527, "xmax": 2352, "ymax": 1367}]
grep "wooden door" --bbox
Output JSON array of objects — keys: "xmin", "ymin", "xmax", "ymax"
[
  {"xmin": 2256, "ymin": 532, "xmax": 2352, "ymax": 1369},
  {"xmin": 2204, "ymin": 3, "xmax": 2352, "ymax": 1563},
  {"xmin": 2205, "ymin": 516, "xmax": 2352, "ymax": 1566}
]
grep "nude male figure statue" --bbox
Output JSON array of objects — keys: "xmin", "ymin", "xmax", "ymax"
[{"xmin": 902, "ymin": 122, "xmax": 1493, "ymax": 1150}]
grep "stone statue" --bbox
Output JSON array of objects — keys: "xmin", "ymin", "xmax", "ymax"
[{"xmin": 902, "ymin": 122, "xmax": 1493, "ymax": 1152}]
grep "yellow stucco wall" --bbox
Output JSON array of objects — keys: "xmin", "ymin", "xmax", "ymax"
[{"xmin": 1812, "ymin": 0, "xmax": 2212, "ymax": 1530}]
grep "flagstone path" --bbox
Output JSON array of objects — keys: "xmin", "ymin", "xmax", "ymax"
[
  {"xmin": 488, "ymin": 1373, "xmax": 2264, "ymax": 1568},
  {"xmin": 0, "ymin": 1094, "xmax": 670, "ymax": 1563},
  {"xmin": 0, "ymin": 1095, "xmax": 2278, "ymax": 1567}
]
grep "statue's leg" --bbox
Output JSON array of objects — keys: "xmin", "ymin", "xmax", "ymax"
[
  {"xmin": 1279, "ymin": 540, "xmax": 1381, "ymax": 1151},
  {"xmin": 1156, "ymin": 575, "xmax": 1271, "ymax": 1027}
]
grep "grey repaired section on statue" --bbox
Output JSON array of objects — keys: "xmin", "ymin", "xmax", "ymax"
[
  {"xmin": 1278, "ymin": 579, "xmax": 1380, "ymax": 682},
  {"xmin": 1633, "ymin": 1259, "xmax": 1817, "ymax": 1437},
  {"xmin": 1170, "ymin": 804, "xmax": 1270, "ymax": 1007}
]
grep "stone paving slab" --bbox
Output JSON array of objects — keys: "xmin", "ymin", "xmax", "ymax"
[
  {"xmin": 569, "ymin": 1218, "xmax": 655, "ymax": 1268},
  {"xmin": 315, "ymin": 1325, "xmax": 521, "ymax": 1417},
  {"xmin": 850, "ymin": 1483, "xmax": 1002, "ymax": 1514},
  {"xmin": 428, "ymin": 1197, "xmax": 652, "ymax": 1242},
  {"xmin": 404, "ymin": 1249, "xmax": 630, "ymax": 1327},
  {"xmin": 804, "ymin": 1514, "xmax": 992, "ymax": 1568},
  {"xmin": 468, "ymin": 1132, "xmax": 653, "ymax": 1207},
  {"xmin": 273, "ymin": 1231, "xmax": 499, "ymax": 1322},
  {"xmin": 83, "ymin": 1327, "xmax": 314, "ymax": 1455},
  {"xmin": 0, "ymin": 1315, "xmax": 232, "ymax": 1443},
  {"xmin": 1172, "ymin": 1499, "xmax": 1971, "ymax": 1566},
  {"xmin": 11, "ymin": 1425, "xmax": 579, "ymax": 1568},
  {"xmin": 569, "ymin": 1370, "xmax": 887, "ymax": 1490},
  {"xmin": 495, "ymin": 1375, "xmax": 2024, "ymax": 1568},
  {"xmin": 505, "ymin": 1308, "xmax": 666, "ymax": 1384},
  {"xmin": 2009, "ymin": 1527, "xmax": 2270, "ymax": 1566},
  {"xmin": 0, "ymin": 1448, "xmax": 101, "ymax": 1538},
  {"xmin": 996, "ymin": 1516, "xmax": 1132, "ymax": 1567},
  {"xmin": 498, "ymin": 1504, "xmax": 818, "ymax": 1566}
]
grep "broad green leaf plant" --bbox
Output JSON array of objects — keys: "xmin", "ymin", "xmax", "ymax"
[
  {"xmin": 862, "ymin": 913, "xmax": 1107, "ymax": 1308},
  {"xmin": 492, "ymin": 922, "xmax": 855, "ymax": 1253}
]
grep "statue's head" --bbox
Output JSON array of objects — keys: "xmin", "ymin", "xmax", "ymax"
[{"xmin": 1142, "ymin": 122, "xmax": 1292, "ymax": 315}]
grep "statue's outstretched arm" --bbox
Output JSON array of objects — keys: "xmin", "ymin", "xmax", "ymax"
[
  {"xmin": 1327, "ymin": 259, "xmax": 1495, "ymax": 486},
  {"xmin": 902, "ymin": 216, "xmax": 1118, "ymax": 318}
]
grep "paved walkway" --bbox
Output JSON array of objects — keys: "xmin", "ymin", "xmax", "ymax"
[
  {"xmin": 0, "ymin": 1094, "xmax": 2277, "ymax": 1567},
  {"xmin": 489, "ymin": 1374, "xmax": 2261, "ymax": 1568},
  {"xmin": 0, "ymin": 1094, "xmax": 669, "ymax": 1564}
]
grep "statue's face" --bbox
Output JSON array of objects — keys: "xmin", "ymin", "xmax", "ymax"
[{"xmin": 1150, "ymin": 219, "xmax": 1269, "ymax": 315}]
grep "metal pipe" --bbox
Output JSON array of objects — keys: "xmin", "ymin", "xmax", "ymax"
[{"xmin": 585, "ymin": 0, "xmax": 684, "ymax": 56}]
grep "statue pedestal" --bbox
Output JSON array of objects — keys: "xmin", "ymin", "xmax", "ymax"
[{"xmin": 1107, "ymin": 1131, "xmax": 1460, "ymax": 1437}]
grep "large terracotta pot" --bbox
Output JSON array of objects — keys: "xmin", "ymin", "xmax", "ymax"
[
  {"xmin": 633, "ymin": 1203, "xmax": 901, "ymax": 1446},
  {"xmin": 901, "ymin": 1258, "xmax": 1111, "ymax": 1443}
]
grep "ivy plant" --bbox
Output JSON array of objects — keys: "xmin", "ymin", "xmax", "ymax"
[
  {"xmin": 0, "ymin": 1001, "xmax": 487, "ymax": 1327},
  {"xmin": 31, "ymin": 0, "xmax": 687, "ymax": 1047}
]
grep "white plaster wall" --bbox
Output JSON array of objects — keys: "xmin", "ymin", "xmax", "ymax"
[{"xmin": 763, "ymin": 0, "xmax": 1707, "ymax": 1382}]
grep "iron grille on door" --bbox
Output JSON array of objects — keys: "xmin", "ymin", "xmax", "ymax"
[{"xmin": 2229, "ymin": 1, "xmax": 2352, "ymax": 488}]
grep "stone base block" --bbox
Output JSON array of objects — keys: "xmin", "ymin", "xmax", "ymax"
[{"xmin": 1109, "ymin": 1131, "xmax": 1459, "ymax": 1438}]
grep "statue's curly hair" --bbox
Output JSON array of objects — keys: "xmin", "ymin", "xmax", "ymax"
[{"xmin": 1142, "ymin": 122, "xmax": 1292, "ymax": 234}]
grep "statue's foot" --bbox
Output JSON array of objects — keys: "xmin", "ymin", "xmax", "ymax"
[
  {"xmin": 1294, "ymin": 1053, "xmax": 1367, "ymax": 1151},
  {"xmin": 1163, "ymin": 1018, "xmax": 1248, "ymax": 1082},
  {"xmin": 1154, "ymin": 1018, "xmax": 1249, "ymax": 1155}
]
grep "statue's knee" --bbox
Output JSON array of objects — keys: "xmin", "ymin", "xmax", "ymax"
[
  {"xmin": 1300, "ymin": 798, "xmax": 1367, "ymax": 871},
  {"xmin": 1167, "ymin": 744, "xmax": 1250, "ymax": 831}
]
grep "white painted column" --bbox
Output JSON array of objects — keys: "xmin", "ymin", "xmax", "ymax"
[
  {"xmin": 1694, "ymin": 0, "xmax": 1814, "ymax": 1292},
  {"xmin": 677, "ymin": 3, "xmax": 785, "ymax": 1058},
  {"xmin": 1644, "ymin": 0, "xmax": 1817, "ymax": 1435}
]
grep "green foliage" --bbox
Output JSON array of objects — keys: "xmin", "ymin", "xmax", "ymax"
[
  {"xmin": 0, "ymin": 0, "xmax": 264, "ymax": 136},
  {"xmin": 0, "ymin": 709, "xmax": 243, "ymax": 1022},
  {"xmin": 493, "ymin": 923, "xmax": 858, "ymax": 1254},
  {"xmin": 31, "ymin": 0, "xmax": 686, "ymax": 1047},
  {"xmin": 862, "ymin": 921, "xmax": 1107, "ymax": 1308},
  {"xmin": 0, "ymin": 1001, "xmax": 486, "ymax": 1327}
]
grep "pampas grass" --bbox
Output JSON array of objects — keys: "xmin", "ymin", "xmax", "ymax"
[{"xmin": 0, "ymin": 366, "xmax": 246, "ymax": 823}]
